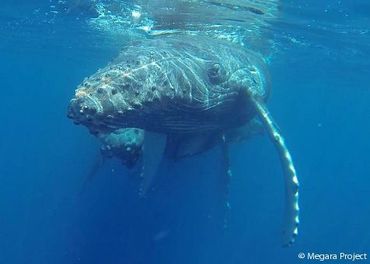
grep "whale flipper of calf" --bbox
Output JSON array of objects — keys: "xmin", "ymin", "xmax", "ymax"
[{"xmin": 67, "ymin": 35, "xmax": 299, "ymax": 246}]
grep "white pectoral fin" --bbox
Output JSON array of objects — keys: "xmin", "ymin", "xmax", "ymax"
[
  {"xmin": 140, "ymin": 131, "xmax": 167, "ymax": 196},
  {"xmin": 252, "ymin": 97, "xmax": 300, "ymax": 247}
]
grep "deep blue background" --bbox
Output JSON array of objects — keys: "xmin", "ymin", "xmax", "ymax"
[{"xmin": 0, "ymin": 1, "xmax": 369, "ymax": 263}]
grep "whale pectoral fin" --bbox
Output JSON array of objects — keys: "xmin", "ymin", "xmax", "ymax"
[
  {"xmin": 139, "ymin": 131, "xmax": 167, "ymax": 196},
  {"xmin": 251, "ymin": 97, "xmax": 300, "ymax": 247}
]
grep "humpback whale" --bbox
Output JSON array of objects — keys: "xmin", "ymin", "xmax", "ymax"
[
  {"xmin": 99, "ymin": 128, "xmax": 144, "ymax": 168},
  {"xmin": 67, "ymin": 35, "xmax": 299, "ymax": 246}
]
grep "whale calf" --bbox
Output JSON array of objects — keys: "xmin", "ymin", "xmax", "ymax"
[{"xmin": 99, "ymin": 128, "xmax": 144, "ymax": 168}]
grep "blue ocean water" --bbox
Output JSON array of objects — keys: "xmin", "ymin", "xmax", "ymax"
[{"xmin": 0, "ymin": 1, "xmax": 369, "ymax": 264}]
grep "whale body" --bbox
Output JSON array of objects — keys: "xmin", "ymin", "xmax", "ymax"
[{"xmin": 67, "ymin": 35, "xmax": 299, "ymax": 247}]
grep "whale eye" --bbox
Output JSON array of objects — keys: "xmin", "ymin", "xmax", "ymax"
[{"xmin": 207, "ymin": 63, "xmax": 226, "ymax": 84}]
